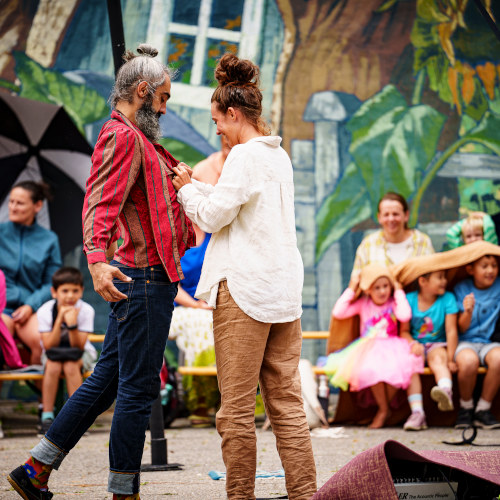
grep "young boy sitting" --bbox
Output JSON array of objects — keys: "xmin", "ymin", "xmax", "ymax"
[
  {"xmin": 401, "ymin": 270, "xmax": 459, "ymax": 431},
  {"xmin": 453, "ymin": 254, "xmax": 500, "ymax": 429},
  {"xmin": 37, "ymin": 267, "xmax": 96, "ymax": 435},
  {"xmin": 446, "ymin": 212, "xmax": 498, "ymax": 249}
]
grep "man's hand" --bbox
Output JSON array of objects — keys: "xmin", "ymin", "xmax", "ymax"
[
  {"xmin": 89, "ymin": 262, "xmax": 131, "ymax": 302},
  {"xmin": 172, "ymin": 163, "xmax": 193, "ymax": 191},
  {"xmin": 11, "ymin": 304, "xmax": 33, "ymax": 324}
]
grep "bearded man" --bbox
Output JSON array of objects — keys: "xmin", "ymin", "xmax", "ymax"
[{"xmin": 8, "ymin": 44, "xmax": 195, "ymax": 500}]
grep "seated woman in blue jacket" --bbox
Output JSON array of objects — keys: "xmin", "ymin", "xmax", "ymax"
[{"xmin": 0, "ymin": 181, "xmax": 61, "ymax": 365}]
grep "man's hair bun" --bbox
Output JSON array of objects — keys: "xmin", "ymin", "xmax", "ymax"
[
  {"xmin": 136, "ymin": 44, "xmax": 159, "ymax": 58},
  {"xmin": 215, "ymin": 53, "xmax": 259, "ymax": 86}
]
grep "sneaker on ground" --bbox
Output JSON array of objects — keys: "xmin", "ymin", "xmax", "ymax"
[
  {"xmin": 473, "ymin": 410, "xmax": 500, "ymax": 430},
  {"xmin": 403, "ymin": 411, "xmax": 427, "ymax": 431},
  {"xmin": 37, "ymin": 418, "xmax": 54, "ymax": 437},
  {"xmin": 7, "ymin": 465, "xmax": 53, "ymax": 499},
  {"xmin": 430, "ymin": 385, "xmax": 454, "ymax": 411},
  {"xmin": 455, "ymin": 407, "xmax": 474, "ymax": 429}
]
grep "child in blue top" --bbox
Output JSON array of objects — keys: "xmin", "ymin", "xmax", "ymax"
[
  {"xmin": 401, "ymin": 270, "xmax": 458, "ymax": 430},
  {"xmin": 453, "ymin": 254, "xmax": 500, "ymax": 429}
]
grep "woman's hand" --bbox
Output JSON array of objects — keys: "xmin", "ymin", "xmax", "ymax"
[
  {"xmin": 172, "ymin": 163, "xmax": 193, "ymax": 191},
  {"xmin": 195, "ymin": 300, "xmax": 212, "ymax": 310},
  {"xmin": 11, "ymin": 304, "xmax": 33, "ymax": 325}
]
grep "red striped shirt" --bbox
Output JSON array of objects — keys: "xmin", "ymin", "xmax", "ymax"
[{"xmin": 82, "ymin": 111, "xmax": 195, "ymax": 281}]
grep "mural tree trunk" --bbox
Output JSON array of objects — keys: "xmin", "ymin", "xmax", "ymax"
[
  {"xmin": 0, "ymin": 0, "xmax": 81, "ymax": 81},
  {"xmin": 273, "ymin": 0, "xmax": 417, "ymax": 152}
]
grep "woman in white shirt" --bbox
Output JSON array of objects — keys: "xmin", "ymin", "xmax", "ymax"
[
  {"xmin": 172, "ymin": 53, "xmax": 316, "ymax": 500},
  {"xmin": 351, "ymin": 192, "xmax": 434, "ymax": 276}
]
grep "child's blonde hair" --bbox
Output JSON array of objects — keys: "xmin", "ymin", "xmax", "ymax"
[{"xmin": 461, "ymin": 214, "xmax": 484, "ymax": 238}]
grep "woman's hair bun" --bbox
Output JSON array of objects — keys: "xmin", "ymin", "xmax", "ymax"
[
  {"xmin": 215, "ymin": 53, "xmax": 259, "ymax": 86},
  {"xmin": 137, "ymin": 44, "xmax": 159, "ymax": 58}
]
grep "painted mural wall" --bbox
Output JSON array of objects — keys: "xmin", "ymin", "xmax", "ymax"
[{"xmin": 1, "ymin": 0, "xmax": 500, "ymax": 359}]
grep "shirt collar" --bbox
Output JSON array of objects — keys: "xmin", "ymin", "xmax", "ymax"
[{"xmin": 245, "ymin": 136, "xmax": 282, "ymax": 147}]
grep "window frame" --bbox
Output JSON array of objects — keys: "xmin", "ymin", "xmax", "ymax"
[{"xmin": 161, "ymin": 0, "xmax": 265, "ymax": 109}]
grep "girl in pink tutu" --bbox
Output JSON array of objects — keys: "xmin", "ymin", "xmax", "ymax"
[{"xmin": 325, "ymin": 264, "xmax": 423, "ymax": 428}]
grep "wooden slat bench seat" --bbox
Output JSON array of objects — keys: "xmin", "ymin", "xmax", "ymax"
[
  {"xmin": 0, "ymin": 334, "xmax": 106, "ymax": 382},
  {"xmin": 177, "ymin": 331, "xmax": 494, "ymax": 427}
]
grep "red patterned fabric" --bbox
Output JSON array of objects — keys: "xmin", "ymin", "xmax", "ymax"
[{"xmin": 83, "ymin": 110, "xmax": 195, "ymax": 281}]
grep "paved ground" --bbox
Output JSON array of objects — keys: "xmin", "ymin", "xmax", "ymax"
[{"xmin": 1, "ymin": 400, "xmax": 500, "ymax": 499}]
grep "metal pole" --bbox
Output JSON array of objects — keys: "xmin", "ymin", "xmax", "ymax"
[
  {"xmin": 141, "ymin": 393, "xmax": 183, "ymax": 471},
  {"xmin": 106, "ymin": 0, "xmax": 126, "ymax": 76}
]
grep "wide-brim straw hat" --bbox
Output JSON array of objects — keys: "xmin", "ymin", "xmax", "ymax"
[
  {"xmin": 359, "ymin": 263, "xmax": 396, "ymax": 292},
  {"xmin": 392, "ymin": 240, "xmax": 500, "ymax": 289}
]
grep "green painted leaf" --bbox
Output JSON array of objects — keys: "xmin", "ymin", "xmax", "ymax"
[
  {"xmin": 315, "ymin": 162, "xmax": 372, "ymax": 262},
  {"xmin": 416, "ymin": 0, "xmax": 450, "ymax": 23},
  {"xmin": 375, "ymin": 0, "xmax": 399, "ymax": 13},
  {"xmin": 158, "ymin": 138, "xmax": 207, "ymax": 167},
  {"xmin": 0, "ymin": 79, "xmax": 20, "ymax": 92},
  {"xmin": 346, "ymin": 85, "xmax": 446, "ymax": 220},
  {"xmin": 411, "ymin": 18, "xmax": 454, "ymax": 105},
  {"xmin": 382, "ymin": 105, "xmax": 446, "ymax": 198},
  {"xmin": 347, "ymin": 85, "xmax": 407, "ymax": 143},
  {"xmin": 349, "ymin": 106, "xmax": 406, "ymax": 212},
  {"xmin": 463, "ymin": 111, "xmax": 500, "ymax": 156},
  {"xmin": 489, "ymin": 88, "xmax": 500, "ymax": 115},
  {"xmin": 463, "ymin": 78, "xmax": 489, "ymax": 121},
  {"xmin": 13, "ymin": 52, "xmax": 109, "ymax": 133}
]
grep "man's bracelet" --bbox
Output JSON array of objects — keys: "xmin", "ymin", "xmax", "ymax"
[{"xmin": 66, "ymin": 324, "xmax": 78, "ymax": 330}]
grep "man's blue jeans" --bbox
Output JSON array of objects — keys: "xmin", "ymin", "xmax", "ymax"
[{"xmin": 31, "ymin": 263, "xmax": 178, "ymax": 494}]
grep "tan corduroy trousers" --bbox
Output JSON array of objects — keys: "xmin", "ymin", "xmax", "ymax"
[{"xmin": 213, "ymin": 281, "xmax": 317, "ymax": 500}]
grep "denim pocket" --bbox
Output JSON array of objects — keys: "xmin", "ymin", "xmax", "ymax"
[{"xmin": 110, "ymin": 280, "xmax": 134, "ymax": 322}]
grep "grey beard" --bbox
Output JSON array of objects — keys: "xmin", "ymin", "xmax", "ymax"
[{"xmin": 135, "ymin": 96, "xmax": 162, "ymax": 143}]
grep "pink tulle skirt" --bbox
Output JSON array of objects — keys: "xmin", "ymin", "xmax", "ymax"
[{"xmin": 324, "ymin": 336, "xmax": 424, "ymax": 392}]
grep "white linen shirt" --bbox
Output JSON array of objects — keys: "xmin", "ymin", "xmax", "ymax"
[{"xmin": 177, "ymin": 136, "xmax": 303, "ymax": 323}]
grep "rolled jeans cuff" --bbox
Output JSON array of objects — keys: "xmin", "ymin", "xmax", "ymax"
[
  {"xmin": 31, "ymin": 437, "xmax": 67, "ymax": 470},
  {"xmin": 108, "ymin": 470, "xmax": 140, "ymax": 494}
]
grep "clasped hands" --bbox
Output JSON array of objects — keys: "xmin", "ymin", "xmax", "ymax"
[{"xmin": 172, "ymin": 162, "xmax": 193, "ymax": 191}]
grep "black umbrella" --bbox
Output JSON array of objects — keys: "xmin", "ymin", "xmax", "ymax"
[{"xmin": 0, "ymin": 92, "xmax": 93, "ymax": 255}]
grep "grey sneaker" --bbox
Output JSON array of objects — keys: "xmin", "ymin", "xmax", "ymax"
[
  {"xmin": 473, "ymin": 410, "xmax": 500, "ymax": 430},
  {"xmin": 455, "ymin": 407, "xmax": 474, "ymax": 429},
  {"xmin": 403, "ymin": 411, "xmax": 427, "ymax": 431},
  {"xmin": 37, "ymin": 419, "xmax": 53, "ymax": 438},
  {"xmin": 430, "ymin": 386, "xmax": 454, "ymax": 411}
]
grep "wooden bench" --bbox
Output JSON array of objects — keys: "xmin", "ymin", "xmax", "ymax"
[
  {"xmin": 177, "ymin": 331, "xmax": 488, "ymax": 377},
  {"xmin": 177, "ymin": 331, "xmax": 330, "ymax": 376},
  {"xmin": 0, "ymin": 334, "xmax": 106, "ymax": 383},
  {"xmin": 177, "ymin": 331, "xmax": 496, "ymax": 427}
]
